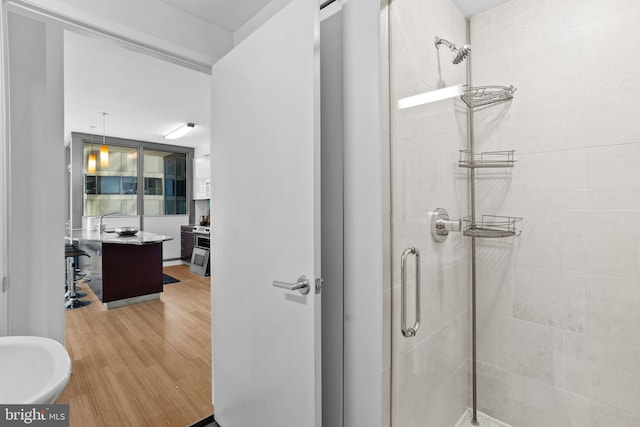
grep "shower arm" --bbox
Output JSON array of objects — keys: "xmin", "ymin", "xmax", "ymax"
[{"xmin": 434, "ymin": 36, "xmax": 457, "ymax": 51}]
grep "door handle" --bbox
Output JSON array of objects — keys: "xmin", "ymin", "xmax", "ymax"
[
  {"xmin": 273, "ymin": 275, "xmax": 310, "ymax": 295},
  {"xmin": 401, "ymin": 247, "xmax": 420, "ymax": 338}
]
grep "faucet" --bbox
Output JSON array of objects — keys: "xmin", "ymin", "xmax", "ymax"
[{"xmin": 98, "ymin": 212, "xmax": 118, "ymax": 232}]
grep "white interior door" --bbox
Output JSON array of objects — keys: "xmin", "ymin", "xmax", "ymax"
[{"xmin": 210, "ymin": 0, "xmax": 321, "ymax": 425}]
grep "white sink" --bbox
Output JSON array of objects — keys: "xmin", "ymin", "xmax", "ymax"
[{"xmin": 0, "ymin": 336, "xmax": 72, "ymax": 404}]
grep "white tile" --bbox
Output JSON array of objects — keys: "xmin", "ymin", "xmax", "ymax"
[
  {"xmin": 585, "ymin": 189, "xmax": 640, "ymax": 211},
  {"xmin": 560, "ymin": 390, "xmax": 635, "ymax": 427},
  {"xmin": 382, "ymin": 211, "xmax": 391, "ymax": 292},
  {"xmin": 476, "ymin": 313, "xmax": 498, "ymax": 366},
  {"xmin": 493, "ymin": 0, "xmax": 564, "ymax": 55},
  {"xmin": 455, "ymin": 408, "xmax": 513, "ymax": 427},
  {"xmin": 470, "ymin": 9, "xmax": 496, "ymax": 57},
  {"xmin": 586, "ymin": 143, "xmax": 640, "ymax": 191},
  {"xmin": 382, "ymin": 367, "xmax": 391, "ymax": 427},
  {"xmin": 564, "ymin": 333, "xmax": 640, "ymax": 416},
  {"xmin": 495, "ymin": 95, "xmax": 566, "ymax": 155},
  {"xmin": 506, "ymin": 374, "xmax": 571, "ymax": 427},
  {"xmin": 585, "ymin": 273, "xmax": 640, "ymax": 348},
  {"xmin": 476, "ymin": 260, "xmax": 513, "ymax": 317},
  {"xmin": 392, "ymin": 313, "xmax": 468, "ymax": 426},
  {"xmin": 512, "ymin": 265, "xmax": 585, "ymax": 333},
  {"xmin": 583, "ymin": 5, "xmax": 640, "ymax": 85},
  {"xmin": 382, "ymin": 289, "xmax": 391, "ymax": 370},
  {"xmin": 471, "ymin": 50, "xmax": 514, "ymax": 89},
  {"xmin": 496, "ymin": 317, "xmax": 563, "ymax": 386},
  {"xmin": 406, "ymin": 362, "xmax": 468, "ymax": 427},
  {"xmin": 475, "ymin": 362, "xmax": 514, "ymax": 423},
  {"xmin": 390, "ymin": 259, "xmax": 469, "ymax": 358},
  {"xmin": 562, "ymin": 0, "xmax": 640, "ymax": 28},
  {"xmin": 509, "ymin": 25, "xmax": 584, "ymax": 100},
  {"xmin": 391, "ymin": 139, "xmax": 441, "ymax": 213},
  {"xmin": 381, "ymin": 134, "xmax": 391, "ymax": 214},
  {"xmin": 564, "ymin": 76, "xmax": 640, "ymax": 149},
  {"xmin": 563, "ymin": 211, "xmax": 640, "ymax": 277}
]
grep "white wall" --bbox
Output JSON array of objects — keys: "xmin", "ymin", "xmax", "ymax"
[
  {"xmin": 144, "ymin": 215, "xmax": 188, "ymax": 261},
  {"xmin": 470, "ymin": 1, "xmax": 640, "ymax": 425},
  {"xmin": 233, "ymin": 0, "xmax": 293, "ymax": 46},
  {"xmin": 7, "ymin": 11, "xmax": 65, "ymax": 343},
  {"xmin": 342, "ymin": 0, "xmax": 385, "ymax": 425},
  {"xmin": 320, "ymin": 7, "xmax": 344, "ymax": 426}
]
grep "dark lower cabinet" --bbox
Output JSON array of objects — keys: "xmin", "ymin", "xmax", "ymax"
[{"xmin": 102, "ymin": 242, "xmax": 163, "ymax": 302}]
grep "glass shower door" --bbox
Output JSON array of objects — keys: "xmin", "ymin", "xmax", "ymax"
[{"xmin": 388, "ymin": 0, "xmax": 471, "ymax": 425}]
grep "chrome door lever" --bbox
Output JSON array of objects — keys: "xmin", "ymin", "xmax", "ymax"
[{"xmin": 273, "ymin": 275, "xmax": 310, "ymax": 295}]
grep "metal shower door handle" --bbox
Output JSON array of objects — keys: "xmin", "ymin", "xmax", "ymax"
[
  {"xmin": 401, "ymin": 247, "xmax": 420, "ymax": 338},
  {"xmin": 273, "ymin": 275, "xmax": 310, "ymax": 295}
]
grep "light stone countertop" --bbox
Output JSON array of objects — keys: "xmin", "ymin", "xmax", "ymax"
[{"xmin": 69, "ymin": 229, "xmax": 173, "ymax": 245}]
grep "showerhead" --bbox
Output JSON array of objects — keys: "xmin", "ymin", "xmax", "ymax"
[
  {"xmin": 434, "ymin": 36, "xmax": 471, "ymax": 64},
  {"xmin": 453, "ymin": 45, "xmax": 471, "ymax": 64}
]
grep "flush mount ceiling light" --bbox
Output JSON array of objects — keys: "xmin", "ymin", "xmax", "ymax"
[
  {"xmin": 100, "ymin": 112, "xmax": 109, "ymax": 168},
  {"xmin": 165, "ymin": 123, "xmax": 195, "ymax": 140}
]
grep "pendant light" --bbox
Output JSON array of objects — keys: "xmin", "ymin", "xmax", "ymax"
[
  {"xmin": 100, "ymin": 112, "xmax": 109, "ymax": 168},
  {"xmin": 87, "ymin": 126, "xmax": 97, "ymax": 174}
]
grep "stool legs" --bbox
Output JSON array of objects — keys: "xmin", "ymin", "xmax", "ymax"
[{"xmin": 65, "ymin": 256, "xmax": 90, "ymax": 310}]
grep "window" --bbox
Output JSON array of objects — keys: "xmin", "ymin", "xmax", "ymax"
[
  {"xmin": 143, "ymin": 150, "xmax": 187, "ymax": 215},
  {"xmin": 82, "ymin": 142, "xmax": 190, "ymax": 217},
  {"xmin": 83, "ymin": 144, "xmax": 138, "ymax": 216}
]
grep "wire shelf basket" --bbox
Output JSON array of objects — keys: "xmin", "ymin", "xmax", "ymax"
[
  {"xmin": 463, "ymin": 215, "xmax": 522, "ymax": 238},
  {"xmin": 461, "ymin": 85, "xmax": 516, "ymax": 109},
  {"xmin": 459, "ymin": 150, "xmax": 516, "ymax": 168}
]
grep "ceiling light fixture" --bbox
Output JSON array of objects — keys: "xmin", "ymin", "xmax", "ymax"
[
  {"xmin": 165, "ymin": 123, "xmax": 195, "ymax": 140},
  {"xmin": 100, "ymin": 112, "xmax": 109, "ymax": 168}
]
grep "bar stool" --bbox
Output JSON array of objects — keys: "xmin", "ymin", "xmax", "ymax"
[{"xmin": 64, "ymin": 245, "xmax": 91, "ymax": 309}]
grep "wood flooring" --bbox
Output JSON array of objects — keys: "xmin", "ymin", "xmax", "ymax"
[{"xmin": 57, "ymin": 265, "xmax": 213, "ymax": 427}]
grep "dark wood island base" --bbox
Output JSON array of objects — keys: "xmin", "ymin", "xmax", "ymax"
[
  {"xmin": 102, "ymin": 242, "xmax": 163, "ymax": 305},
  {"xmin": 71, "ymin": 229, "xmax": 172, "ymax": 309}
]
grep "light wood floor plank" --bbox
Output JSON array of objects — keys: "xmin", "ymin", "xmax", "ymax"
[{"xmin": 57, "ymin": 265, "xmax": 213, "ymax": 427}]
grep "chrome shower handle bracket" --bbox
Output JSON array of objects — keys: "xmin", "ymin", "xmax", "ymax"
[
  {"xmin": 431, "ymin": 207, "xmax": 462, "ymax": 242},
  {"xmin": 401, "ymin": 247, "xmax": 421, "ymax": 338}
]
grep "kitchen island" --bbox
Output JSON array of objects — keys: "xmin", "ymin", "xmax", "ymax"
[{"xmin": 68, "ymin": 229, "xmax": 173, "ymax": 309}]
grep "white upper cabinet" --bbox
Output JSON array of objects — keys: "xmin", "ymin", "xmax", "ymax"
[{"xmin": 193, "ymin": 156, "xmax": 210, "ymax": 200}]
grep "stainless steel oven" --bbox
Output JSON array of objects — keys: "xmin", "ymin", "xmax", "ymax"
[{"xmin": 190, "ymin": 227, "xmax": 210, "ymax": 276}]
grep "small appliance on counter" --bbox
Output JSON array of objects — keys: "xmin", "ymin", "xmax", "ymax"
[{"xmin": 189, "ymin": 225, "xmax": 210, "ymax": 276}]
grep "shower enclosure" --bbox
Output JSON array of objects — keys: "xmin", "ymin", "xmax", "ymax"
[{"xmin": 387, "ymin": 0, "xmax": 640, "ymax": 426}]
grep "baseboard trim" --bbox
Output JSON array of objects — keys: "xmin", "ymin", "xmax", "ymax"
[{"xmin": 189, "ymin": 414, "xmax": 218, "ymax": 427}]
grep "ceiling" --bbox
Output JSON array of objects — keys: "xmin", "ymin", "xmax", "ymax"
[
  {"xmin": 453, "ymin": 0, "xmax": 510, "ymax": 16},
  {"xmin": 64, "ymin": 31, "xmax": 211, "ymax": 152},
  {"xmin": 161, "ymin": 0, "xmax": 273, "ymax": 32},
  {"xmin": 64, "ymin": 0, "xmax": 510, "ymax": 154}
]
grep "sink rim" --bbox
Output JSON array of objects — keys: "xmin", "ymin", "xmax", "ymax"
[{"xmin": 0, "ymin": 335, "xmax": 72, "ymax": 404}]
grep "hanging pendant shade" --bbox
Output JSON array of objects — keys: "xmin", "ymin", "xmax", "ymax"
[
  {"xmin": 100, "ymin": 144, "xmax": 109, "ymax": 168},
  {"xmin": 100, "ymin": 112, "xmax": 109, "ymax": 168},
  {"xmin": 87, "ymin": 153, "xmax": 97, "ymax": 173},
  {"xmin": 87, "ymin": 125, "xmax": 97, "ymax": 173}
]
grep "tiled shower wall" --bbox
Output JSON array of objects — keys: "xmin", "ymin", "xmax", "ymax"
[
  {"xmin": 386, "ymin": 0, "xmax": 470, "ymax": 425},
  {"xmin": 470, "ymin": 0, "xmax": 640, "ymax": 426}
]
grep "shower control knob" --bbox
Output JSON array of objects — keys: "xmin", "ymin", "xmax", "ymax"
[{"xmin": 431, "ymin": 208, "xmax": 462, "ymax": 242}]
